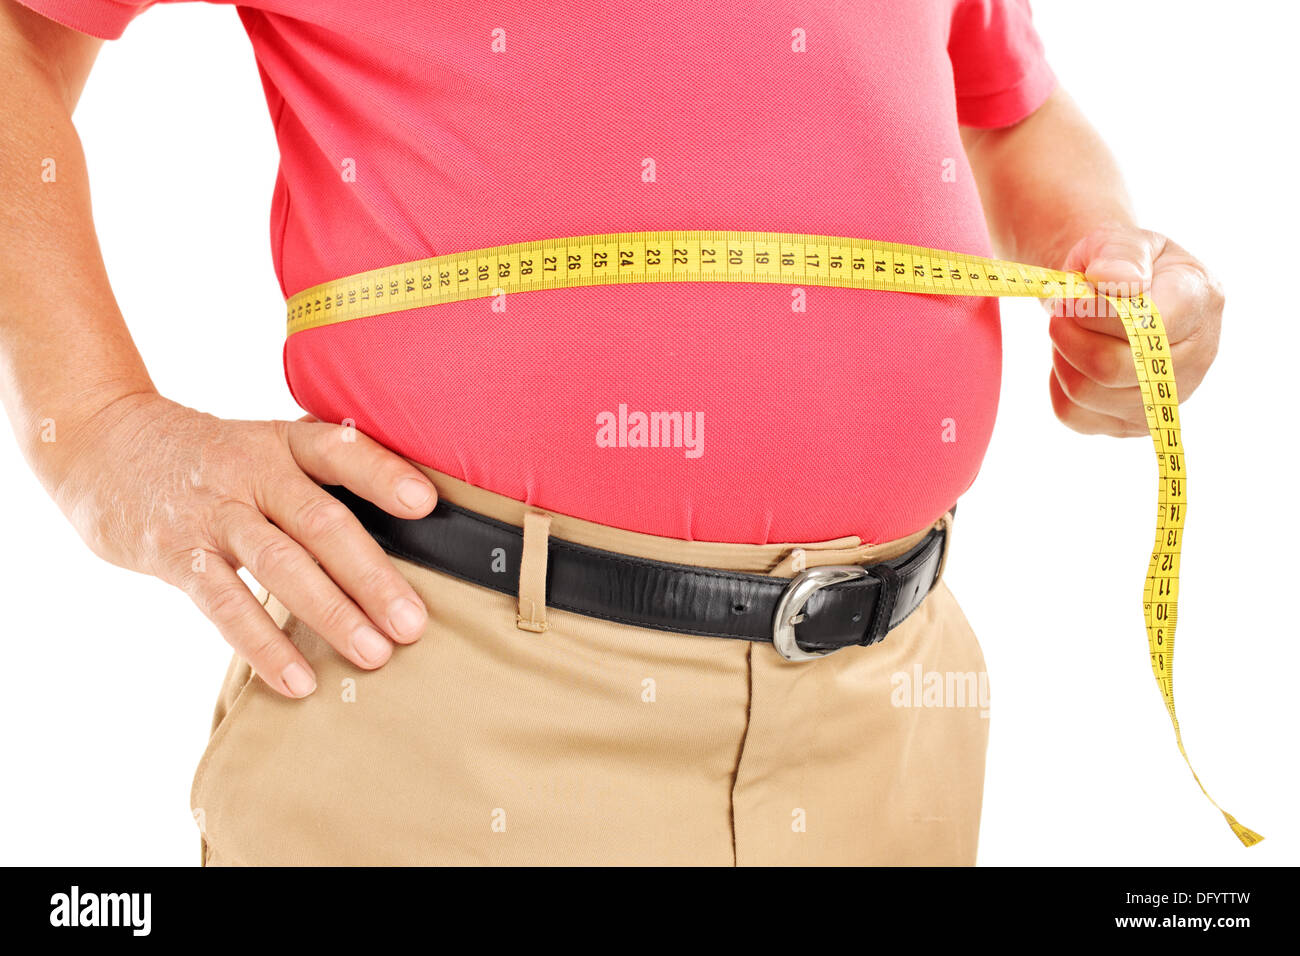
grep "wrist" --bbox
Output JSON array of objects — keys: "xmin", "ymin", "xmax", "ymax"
[{"xmin": 35, "ymin": 386, "xmax": 165, "ymax": 507}]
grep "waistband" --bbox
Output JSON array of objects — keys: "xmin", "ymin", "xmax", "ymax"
[{"xmin": 409, "ymin": 461, "xmax": 953, "ymax": 580}]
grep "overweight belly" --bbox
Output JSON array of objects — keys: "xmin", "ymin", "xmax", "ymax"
[{"xmin": 284, "ymin": 281, "xmax": 1001, "ymax": 544}]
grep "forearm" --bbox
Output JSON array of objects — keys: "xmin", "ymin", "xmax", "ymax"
[
  {"xmin": 0, "ymin": 4, "xmax": 156, "ymax": 497},
  {"xmin": 961, "ymin": 87, "xmax": 1135, "ymax": 269}
]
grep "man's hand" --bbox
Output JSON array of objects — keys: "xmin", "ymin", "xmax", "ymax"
[
  {"xmin": 1046, "ymin": 224, "xmax": 1224, "ymax": 437},
  {"xmin": 0, "ymin": 6, "xmax": 436, "ymax": 701},
  {"xmin": 51, "ymin": 393, "xmax": 438, "ymax": 699},
  {"xmin": 960, "ymin": 90, "xmax": 1223, "ymax": 439}
]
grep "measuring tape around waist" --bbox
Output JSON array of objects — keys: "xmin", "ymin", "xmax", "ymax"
[{"xmin": 285, "ymin": 230, "xmax": 1261, "ymax": 846}]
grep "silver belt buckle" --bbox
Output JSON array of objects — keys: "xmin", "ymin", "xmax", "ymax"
[{"xmin": 772, "ymin": 565, "xmax": 871, "ymax": 662}]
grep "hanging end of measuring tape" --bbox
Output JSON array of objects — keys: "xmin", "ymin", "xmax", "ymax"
[{"xmin": 1223, "ymin": 812, "xmax": 1264, "ymax": 847}]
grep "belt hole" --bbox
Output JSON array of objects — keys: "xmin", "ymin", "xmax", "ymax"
[{"xmin": 732, "ymin": 603, "xmax": 746, "ymax": 614}]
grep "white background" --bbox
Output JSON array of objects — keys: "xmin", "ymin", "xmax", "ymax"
[{"xmin": 1, "ymin": 1, "xmax": 1295, "ymax": 865}]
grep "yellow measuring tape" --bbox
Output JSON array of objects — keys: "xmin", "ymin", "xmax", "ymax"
[{"xmin": 286, "ymin": 230, "xmax": 1261, "ymax": 846}]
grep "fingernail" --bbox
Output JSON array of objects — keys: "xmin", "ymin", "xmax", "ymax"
[
  {"xmin": 282, "ymin": 662, "xmax": 317, "ymax": 698},
  {"xmin": 352, "ymin": 625, "xmax": 392, "ymax": 665},
  {"xmin": 1089, "ymin": 259, "xmax": 1146, "ymax": 282},
  {"xmin": 396, "ymin": 477, "xmax": 434, "ymax": 510},
  {"xmin": 388, "ymin": 597, "xmax": 427, "ymax": 639}
]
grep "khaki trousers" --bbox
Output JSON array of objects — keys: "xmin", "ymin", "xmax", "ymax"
[{"xmin": 192, "ymin": 466, "xmax": 989, "ymax": 865}]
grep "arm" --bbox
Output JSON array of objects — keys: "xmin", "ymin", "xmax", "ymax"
[
  {"xmin": 0, "ymin": 0, "xmax": 436, "ymax": 697},
  {"xmin": 0, "ymin": 5, "xmax": 155, "ymax": 480},
  {"xmin": 961, "ymin": 87, "xmax": 1224, "ymax": 437}
]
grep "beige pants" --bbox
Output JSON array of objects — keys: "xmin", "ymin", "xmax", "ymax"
[{"xmin": 191, "ymin": 466, "xmax": 989, "ymax": 865}]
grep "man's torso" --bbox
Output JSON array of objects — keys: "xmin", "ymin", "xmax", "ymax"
[{"xmin": 252, "ymin": 0, "xmax": 1005, "ymax": 543}]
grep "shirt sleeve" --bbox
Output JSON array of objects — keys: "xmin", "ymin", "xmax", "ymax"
[
  {"xmin": 13, "ymin": 1, "xmax": 158, "ymax": 41},
  {"xmin": 948, "ymin": 0, "xmax": 1057, "ymax": 128}
]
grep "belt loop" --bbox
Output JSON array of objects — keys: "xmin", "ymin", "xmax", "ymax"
[
  {"xmin": 933, "ymin": 509, "xmax": 955, "ymax": 585},
  {"xmin": 516, "ymin": 510, "xmax": 552, "ymax": 633}
]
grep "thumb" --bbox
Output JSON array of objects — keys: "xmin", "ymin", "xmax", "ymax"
[{"xmin": 1074, "ymin": 227, "xmax": 1160, "ymax": 297}]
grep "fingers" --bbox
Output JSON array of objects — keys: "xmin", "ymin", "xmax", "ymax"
[
  {"xmin": 1059, "ymin": 256, "xmax": 1221, "ymax": 347},
  {"xmin": 283, "ymin": 420, "xmax": 437, "ymax": 520},
  {"xmin": 1144, "ymin": 249, "xmax": 1225, "ymax": 347},
  {"xmin": 215, "ymin": 501, "xmax": 405, "ymax": 670},
  {"xmin": 1050, "ymin": 311, "xmax": 1209, "ymax": 415},
  {"xmin": 1057, "ymin": 231, "xmax": 1222, "ymax": 343},
  {"xmin": 257, "ymin": 476, "xmax": 429, "ymax": 645},
  {"xmin": 180, "ymin": 554, "xmax": 318, "ymax": 699},
  {"xmin": 1054, "ymin": 226, "xmax": 1164, "ymax": 339},
  {"xmin": 1072, "ymin": 227, "xmax": 1161, "ymax": 292},
  {"xmin": 1062, "ymin": 224, "xmax": 1161, "ymax": 289},
  {"xmin": 1051, "ymin": 348, "xmax": 1142, "ymax": 428},
  {"xmin": 1049, "ymin": 309, "xmax": 1139, "ymax": 387},
  {"xmin": 1048, "ymin": 228, "xmax": 1223, "ymax": 436},
  {"xmin": 1048, "ymin": 367, "xmax": 1147, "ymax": 438}
]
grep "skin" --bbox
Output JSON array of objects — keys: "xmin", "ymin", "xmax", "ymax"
[
  {"xmin": 0, "ymin": 1, "xmax": 436, "ymax": 699},
  {"xmin": 962, "ymin": 89, "xmax": 1224, "ymax": 437},
  {"xmin": 1, "ymin": 3, "xmax": 1223, "ymax": 698}
]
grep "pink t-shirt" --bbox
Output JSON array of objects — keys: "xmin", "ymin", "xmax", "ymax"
[{"xmin": 24, "ymin": 0, "xmax": 1056, "ymax": 544}]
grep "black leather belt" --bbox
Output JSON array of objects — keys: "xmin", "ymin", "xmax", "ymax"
[{"xmin": 325, "ymin": 486, "xmax": 953, "ymax": 661}]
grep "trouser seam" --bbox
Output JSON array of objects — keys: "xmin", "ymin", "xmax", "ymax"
[{"xmin": 729, "ymin": 641, "xmax": 754, "ymax": 867}]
